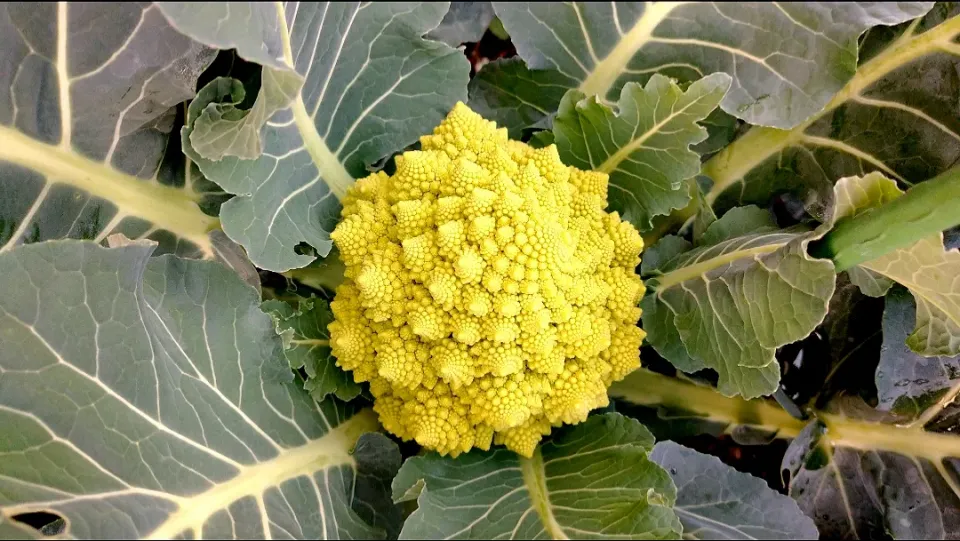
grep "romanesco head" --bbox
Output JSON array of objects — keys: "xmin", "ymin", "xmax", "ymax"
[{"xmin": 329, "ymin": 102, "xmax": 646, "ymax": 458}]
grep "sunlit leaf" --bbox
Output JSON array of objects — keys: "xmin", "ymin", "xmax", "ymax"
[{"xmin": 552, "ymin": 73, "xmax": 731, "ymax": 229}]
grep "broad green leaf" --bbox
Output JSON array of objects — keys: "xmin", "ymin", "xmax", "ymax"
[
  {"xmin": 877, "ymin": 286, "xmax": 960, "ymax": 418},
  {"xmin": 784, "ymin": 397, "xmax": 960, "ymax": 540},
  {"xmin": 263, "ymin": 297, "xmax": 361, "ymax": 402},
  {"xmin": 649, "ymin": 441, "xmax": 818, "ymax": 540},
  {"xmin": 832, "ymin": 173, "xmax": 960, "ymax": 357},
  {"xmin": 641, "ymin": 207, "xmax": 836, "ymax": 398},
  {"xmin": 428, "ymin": 1, "xmax": 496, "ymax": 46},
  {"xmin": 0, "ymin": 240, "xmax": 399, "ymax": 539},
  {"xmin": 706, "ymin": 7, "xmax": 960, "ymax": 214},
  {"xmin": 468, "ymin": 57, "xmax": 574, "ymax": 138},
  {"xmin": 480, "ymin": 2, "xmax": 932, "ymax": 134},
  {"xmin": 0, "ymin": 4, "xmax": 222, "ymax": 259},
  {"xmin": 393, "ymin": 413, "xmax": 681, "ymax": 540},
  {"xmin": 156, "ymin": 3, "xmax": 290, "ymax": 70},
  {"xmin": 181, "ymin": 2, "xmax": 471, "ymax": 273},
  {"xmin": 553, "ymin": 73, "xmax": 731, "ymax": 230}
]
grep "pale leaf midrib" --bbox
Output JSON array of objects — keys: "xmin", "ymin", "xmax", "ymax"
[
  {"xmin": 520, "ymin": 448, "xmax": 569, "ymax": 540},
  {"xmin": 577, "ymin": 2, "xmax": 685, "ymax": 99},
  {"xmin": 0, "ymin": 125, "xmax": 217, "ymax": 248},
  {"xmin": 702, "ymin": 14, "xmax": 960, "ymax": 203},
  {"xmin": 275, "ymin": 2, "xmax": 355, "ymax": 200},
  {"xmin": 652, "ymin": 243, "xmax": 786, "ymax": 291},
  {"xmin": 145, "ymin": 408, "xmax": 378, "ymax": 539}
]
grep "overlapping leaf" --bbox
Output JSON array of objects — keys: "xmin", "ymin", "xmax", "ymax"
[
  {"xmin": 473, "ymin": 2, "xmax": 932, "ymax": 135},
  {"xmin": 552, "ymin": 73, "xmax": 731, "ymax": 229},
  {"xmin": 650, "ymin": 441, "xmax": 819, "ymax": 540},
  {"xmin": 877, "ymin": 286, "xmax": 960, "ymax": 418},
  {"xmin": 0, "ymin": 240, "xmax": 399, "ymax": 539},
  {"xmin": 784, "ymin": 398, "xmax": 960, "ymax": 539},
  {"xmin": 831, "ymin": 173, "xmax": 960, "ymax": 357},
  {"xmin": 263, "ymin": 297, "xmax": 361, "ymax": 402},
  {"xmin": 468, "ymin": 57, "xmax": 573, "ymax": 138},
  {"xmin": 427, "ymin": 1, "xmax": 496, "ymax": 46},
  {"xmin": 706, "ymin": 6, "xmax": 960, "ymax": 214},
  {"xmin": 640, "ymin": 207, "xmax": 836, "ymax": 398},
  {"xmin": 179, "ymin": 2, "xmax": 470, "ymax": 272},
  {"xmin": 393, "ymin": 413, "xmax": 681, "ymax": 540},
  {"xmin": 0, "ymin": 3, "xmax": 221, "ymax": 258}
]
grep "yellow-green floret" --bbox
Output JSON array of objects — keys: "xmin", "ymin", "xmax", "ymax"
[{"xmin": 329, "ymin": 102, "xmax": 646, "ymax": 457}]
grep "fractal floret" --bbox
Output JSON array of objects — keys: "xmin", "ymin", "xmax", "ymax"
[{"xmin": 328, "ymin": 103, "xmax": 646, "ymax": 457}]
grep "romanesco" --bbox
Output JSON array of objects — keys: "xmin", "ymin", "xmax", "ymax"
[{"xmin": 328, "ymin": 103, "xmax": 646, "ymax": 457}]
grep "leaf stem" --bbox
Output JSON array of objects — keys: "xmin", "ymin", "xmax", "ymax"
[
  {"xmin": 808, "ymin": 164, "xmax": 960, "ymax": 271},
  {"xmin": 610, "ymin": 368, "xmax": 960, "ymax": 463}
]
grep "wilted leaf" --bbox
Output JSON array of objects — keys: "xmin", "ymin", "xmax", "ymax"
[
  {"xmin": 552, "ymin": 73, "xmax": 731, "ymax": 230},
  {"xmin": 0, "ymin": 4, "xmax": 221, "ymax": 258},
  {"xmin": 479, "ymin": 2, "xmax": 932, "ymax": 134},
  {"xmin": 877, "ymin": 286, "xmax": 960, "ymax": 418},
  {"xmin": 707, "ymin": 7, "xmax": 960, "ymax": 215},
  {"xmin": 784, "ymin": 398, "xmax": 960, "ymax": 540},
  {"xmin": 263, "ymin": 297, "xmax": 361, "ymax": 402},
  {"xmin": 0, "ymin": 240, "xmax": 399, "ymax": 539},
  {"xmin": 641, "ymin": 208, "xmax": 836, "ymax": 398},
  {"xmin": 650, "ymin": 441, "xmax": 818, "ymax": 540},
  {"xmin": 393, "ymin": 413, "xmax": 681, "ymax": 539},
  {"xmin": 180, "ymin": 2, "xmax": 470, "ymax": 272},
  {"xmin": 427, "ymin": 2, "xmax": 496, "ymax": 46}
]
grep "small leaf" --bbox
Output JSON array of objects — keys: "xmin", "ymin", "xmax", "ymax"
[
  {"xmin": 393, "ymin": 413, "xmax": 681, "ymax": 540},
  {"xmin": 427, "ymin": 1, "xmax": 496, "ymax": 46},
  {"xmin": 641, "ymin": 208, "xmax": 836, "ymax": 398},
  {"xmin": 467, "ymin": 57, "xmax": 574, "ymax": 138},
  {"xmin": 650, "ymin": 441, "xmax": 819, "ymax": 540},
  {"xmin": 877, "ymin": 286, "xmax": 960, "ymax": 417},
  {"xmin": 262, "ymin": 297, "xmax": 362, "ymax": 402},
  {"xmin": 553, "ymin": 73, "xmax": 732, "ymax": 230}
]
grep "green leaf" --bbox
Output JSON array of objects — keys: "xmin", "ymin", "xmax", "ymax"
[
  {"xmin": 180, "ymin": 3, "xmax": 470, "ymax": 273},
  {"xmin": 263, "ymin": 297, "xmax": 361, "ymax": 402},
  {"xmin": 468, "ymin": 57, "xmax": 574, "ymax": 138},
  {"xmin": 427, "ymin": 1, "xmax": 496, "ymax": 46},
  {"xmin": 156, "ymin": 3, "xmax": 290, "ymax": 70},
  {"xmin": 156, "ymin": 3, "xmax": 305, "ymax": 161},
  {"xmin": 0, "ymin": 240, "xmax": 399, "ymax": 539},
  {"xmin": 650, "ymin": 441, "xmax": 819, "ymax": 540},
  {"xmin": 784, "ymin": 397, "xmax": 960, "ymax": 539},
  {"xmin": 641, "ymin": 208, "xmax": 836, "ymax": 398},
  {"xmin": 832, "ymin": 173, "xmax": 960, "ymax": 357},
  {"xmin": 481, "ymin": 2, "xmax": 932, "ymax": 134},
  {"xmin": 552, "ymin": 73, "xmax": 731, "ymax": 230},
  {"xmin": 0, "ymin": 4, "xmax": 222, "ymax": 258},
  {"xmin": 877, "ymin": 286, "xmax": 960, "ymax": 418},
  {"xmin": 706, "ymin": 7, "xmax": 960, "ymax": 214},
  {"xmin": 393, "ymin": 413, "xmax": 681, "ymax": 540}
]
